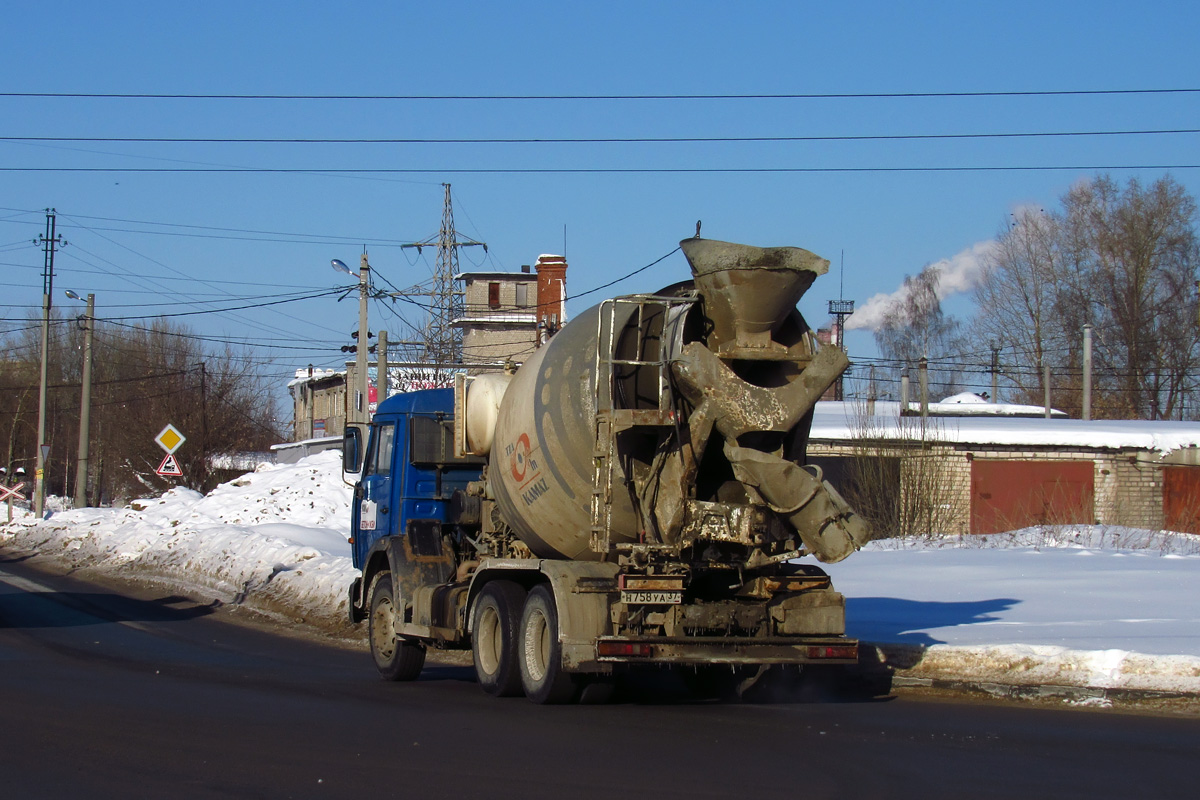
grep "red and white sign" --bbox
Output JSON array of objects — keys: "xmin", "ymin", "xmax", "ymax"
[
  {"xmin": 0, "ymin": 481, "xmax": 26, "ymax": 503},
  {"xmin": 156, "ymin": 454, "xmax": 183, "ymax": 477}
]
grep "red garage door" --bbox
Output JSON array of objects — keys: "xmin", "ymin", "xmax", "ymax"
[
  {"xmin": 971, "ymin": 460, "xmax": 1094, "ymax": 535},
  {"xmin": 1163, "ymin": 466, "xmax": 1200, "ymax": 534}
]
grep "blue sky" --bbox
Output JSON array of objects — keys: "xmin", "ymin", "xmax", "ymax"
[{"xmin": 3, "ymin": 1, "xmax": 1197, "ymax": 405}]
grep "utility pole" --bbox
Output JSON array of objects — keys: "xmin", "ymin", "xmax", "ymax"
[
  {"xmin": 356, "ymin": 252, "xmax": 370, "ymax": 425},
  {"xmin": 198, "ymin": 361, "xmax": 208, "ymax": 487},
  {"xmin": 34, "ymin": 209, "xmax": 64, "ymax": 517},
  {"xmin": 867, "ymin": 365, "xmax": 877, "ymax": 417},
  {"xmin": 1044, "ymin": 364, "xmax": 1052, "ymax": 419},
  {"xmin": 333, "ymin": 253, "xmax": 375, "ymax": 424},
  {"xmin": 377, "ymin": 330, "xmax": 389, "ymax": 406},
  {"xmin": 73, "ymin": 293, "xmax": 94, "ymax": 507},
  {"xmin": 990, "ymin": 345, "xmax": 1000, "ymax": 403},
  {"xmin": 1082, "ymin": 324, "xmax": 1093, "ymax": 421},
  {"xmin": 919, "ymin": 356, "xmax": 929, "ymax": 418}
]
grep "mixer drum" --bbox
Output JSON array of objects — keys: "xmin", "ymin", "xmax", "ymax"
[
  {"xmin": 486, "ymin": 238, "xmax": 858, "ymax": 562},
  {"xmin": 488, "ymin": 300, "xmax": 645, "ymax": 560}
]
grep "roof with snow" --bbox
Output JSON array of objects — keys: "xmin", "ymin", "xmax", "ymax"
[
  {"xmin": 456, "ymin": 271, "xmax": 538, "ymax": 281},
  {"xmin": 909, "ymin": 392, "xmax": 1068, "ymax": 418},
  {"xmin": 811, "ymin": 400, "xmax": 1200, "ymax": 456},
  {"xmin": 287, "ymin": 367, "xmax": 346, "ymax": 389}
]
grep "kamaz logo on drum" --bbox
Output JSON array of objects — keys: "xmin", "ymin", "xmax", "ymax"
[
  {"xmin": 506, "ymin": 431, "xmax": 545, "ymax": 505},
  {"xmin": 520, "ymin": 477, "xmax": 549, "ymax": 506}
]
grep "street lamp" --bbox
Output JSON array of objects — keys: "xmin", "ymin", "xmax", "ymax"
[
  {"xmin": 333, "ymin": 255, "xmax": 370, "ymax": 425},
  {"xmin": 65, "ymin": 290, "xmax": 95, "ymax": 507}
]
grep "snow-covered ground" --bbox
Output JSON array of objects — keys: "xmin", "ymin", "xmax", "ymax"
[
  {"xmin": 3, "ymin": 451, "xmax": 1199, "ymax": 697},
  {"xmin": 1, "ymin": 451, "xmax": 358, "ymax": 630},
  {"xmin": 832, "ymin": 534, "xmax": 1200, "ymax": 695}
]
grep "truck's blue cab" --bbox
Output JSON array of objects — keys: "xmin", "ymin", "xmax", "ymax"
[{"xmin": 344, "ymin": 388, "xmax": 484, "ymax": 621}]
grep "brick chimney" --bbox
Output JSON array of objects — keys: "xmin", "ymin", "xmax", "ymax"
[{"xmin": 535, "ymin": 254, "xmax": 567, "ymax": 336}]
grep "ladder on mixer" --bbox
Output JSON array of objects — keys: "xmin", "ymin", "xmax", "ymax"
[{"xmin": 588, "ymin": 295, "xmax": 691, "ymax": 554}]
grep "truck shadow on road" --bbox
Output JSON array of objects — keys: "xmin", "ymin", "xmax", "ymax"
[
  {"xmin": 414, "ymin": 663, "xmax": 897, "ymax": 706},
  {"xmin": 845, "ymin": 596, "xmax": 1021, "ymax": 646},
  {"xmin": 0, "ymin": 589, "xmax": 220, "ymax": 629}
]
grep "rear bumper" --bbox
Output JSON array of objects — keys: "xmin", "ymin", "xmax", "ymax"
[{"xmin": 592, "ymin": 635, "xmax": 858, "ymax": 666}]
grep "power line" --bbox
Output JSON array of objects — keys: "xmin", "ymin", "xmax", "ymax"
[
  {"xmin": 59, "ymin": 216, "xmax": 352, "ymax": 341},
  {"xmin": 99, "ymin": 319, "xmax": 349, "ymax": 353},
  {"xmin": 0, "ymin": 207, "xmax": 421, "ymax": 246},
  {"xmin": 567, "ymin": 247, "xmax": 681, "ymax": 301},
  {"xmin": 4, "ymin": 127, "xmax": 1197, "ymax": 145},
  {"xmin": 5, "ymin": 164, "xmax": 1197, "ymax": 175},
  {"xmin": 97, "ymin": 287, "xmax": 345, "ymax": 321},
  {"xmin": 4, "ymin": 88, "xmax": 1197, "ymax": 100}
]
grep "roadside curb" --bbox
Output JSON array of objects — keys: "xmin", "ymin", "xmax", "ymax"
[
  {"xmin": 858, "ymin": 642, "xmax": 1200, "ymax": 705},
  {"xmin": 888, "ymin": 675, "xmax": 1200, "ymax": 705}
]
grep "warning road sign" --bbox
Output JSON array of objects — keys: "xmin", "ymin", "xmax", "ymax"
[
  {"xmin": 155, "ymin": 424, "xmax": 186, "ymax": 454},
  {"xmin": 156, "ymin": 454, "xmax": 183, "ymax": 477}
]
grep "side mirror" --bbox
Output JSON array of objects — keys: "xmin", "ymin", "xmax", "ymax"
[{"xmin": 343, "ymin": 426, "xmax": 364, "ymax": 477}]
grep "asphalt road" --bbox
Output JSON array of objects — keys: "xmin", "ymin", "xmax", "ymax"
[{"xmin": 1, "ymin": 552, "xmax": 1197, "ymax": 800}]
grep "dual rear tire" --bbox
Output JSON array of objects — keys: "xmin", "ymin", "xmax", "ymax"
[
  {"xmin": 517, "ymin": 585, "xmax": 578, "ymax": 704},
  {"xmin": 471, "ymin": 581, "xmax": 526, "ymax": 697},
  {"xmin": 471, "ymin": 582, "xmax": 578, "ymax": 704}
]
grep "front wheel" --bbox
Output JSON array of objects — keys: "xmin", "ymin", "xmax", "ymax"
[
  {"xmin": 518, "ymin": 584, "xmax": 578, "ymax": 704},
  {"xmin": 368, "ymin": 572, "xmax": 426, "ymax": 681}
]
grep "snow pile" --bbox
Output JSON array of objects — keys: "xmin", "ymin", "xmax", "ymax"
[
  {"xmin": 890, "ymin": 645, "xmax": 1200, "ymax": 696},
  {"xmin": 0, "ymin": 451, "xmax": 357, "ymax": 630},
  {"xmin": 867, "ymin": 526, "xmax": 1200, "ymax": 556}
]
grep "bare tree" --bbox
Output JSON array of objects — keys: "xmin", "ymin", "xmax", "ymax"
[
  {"xmin": 973, "ymin": 207, "xmax": 1072, "ymax": 407},
  {"xmin": 842, "ymin": 409, "xmax": 968, "ymax": 540},
  {"xmin": 974, "ymin": 174, "xmax": 1200, "ymax": 418},
  {"xmin": 1, "ymin": 316, "xmax": 283, "ymax": 505},
  {"xmin": 1069, "ymin": 176, "xmax": 1200, "ymax": 418},
  {"xmin": 874, "ymin": 265, "xmax": 965, "ymax": 400}
]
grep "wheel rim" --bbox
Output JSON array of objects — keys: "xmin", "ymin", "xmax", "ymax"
[
  {"xmin": 478, "ymin": 604, "xmax": 501, "ymax": 675},
  {"xmin": 525, "ymin": 607, "xmax": 549, "ymax": 682},
  {"xmin": 372, "ymin": 596, "xmax": 396, "ymax": 660}
]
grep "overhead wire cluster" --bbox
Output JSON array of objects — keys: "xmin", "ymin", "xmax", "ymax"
[
  {"xmin": 3, "ymin": 85, "xmax": 1197, "ymax": 402},
  {"xmin": 2, "ymin": 87, "xmax": 1198, "ymax": 174}
]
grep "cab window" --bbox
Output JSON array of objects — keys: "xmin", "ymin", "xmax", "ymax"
[{"xmin": 365, "ymin": 422, "xmax": 396, "ymax": 476}]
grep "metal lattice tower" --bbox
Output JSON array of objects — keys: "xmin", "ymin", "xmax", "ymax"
[
  {"xmin": 431, "ymin": 184, "xmax": 462, "ymax": 364},
  {"xmin": 402, "ymin": 183, "xmax": 486, "ymax": 369}
]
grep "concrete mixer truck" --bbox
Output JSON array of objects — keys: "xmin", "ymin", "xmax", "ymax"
[{"xmin": 342, "ymin": 237, "xmax": 870, "ymax": 703}]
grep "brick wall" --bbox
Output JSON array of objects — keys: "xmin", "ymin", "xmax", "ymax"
[{"xmin": 808, "ymin": 439, "xmax": 1167, "ymax": 536}]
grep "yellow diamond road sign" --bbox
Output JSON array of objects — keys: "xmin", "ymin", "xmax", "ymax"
[{"xmin": 155, "ymin": 424, "xmax": 186, "ymax": 454}]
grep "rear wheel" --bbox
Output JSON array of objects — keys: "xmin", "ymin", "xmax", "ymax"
[
  {"xmin": 471, "ymin": 580, "xmax": 526, "ymax": 697},
  {"xmin": 368, "ymin": 573, "xmax": 426, "ymax": 681},
  {"xmin": 518, "ymin": 584, "xmax": 578, "ymax": 704}
]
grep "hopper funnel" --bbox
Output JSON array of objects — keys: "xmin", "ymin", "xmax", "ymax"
[{"xmin": 680, "ymin": 238, "xmax": 829, "ymax": 356}]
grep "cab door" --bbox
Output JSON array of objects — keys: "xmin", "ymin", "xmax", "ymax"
[{"xmin": 353, "ymin": 420, "xmax": 398, "ymax": 567}]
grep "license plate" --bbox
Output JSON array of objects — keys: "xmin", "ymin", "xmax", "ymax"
[{"xmin": 620, "ymin": 590, "xmax": 682, "ymax": 605}]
